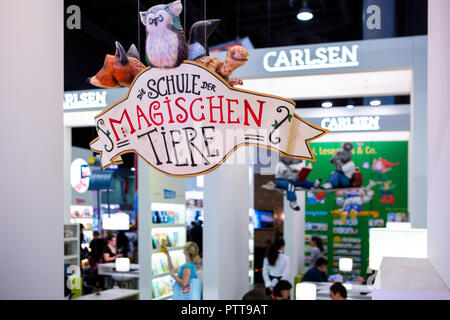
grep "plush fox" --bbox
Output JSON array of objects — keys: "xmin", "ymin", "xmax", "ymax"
[{"xmin": 88, "ymin": 41, "xmax": 145, "ymax": 88}]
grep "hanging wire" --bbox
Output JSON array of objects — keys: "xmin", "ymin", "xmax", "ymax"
[
  {"xmin": 184, "ymin": 0, "xmax": 186, "ymax": 32},
  {"xmin": 137, "ymin": 0, "xmax": 141, "ymax": 59},
  {"xmin": 268, "ymin": 0, "xmax": 271, "ymax": 45},
  {"xmin": 237, "ymin": 0, "xmax": 240, "ymax": 39},
  {"xmin": 204, "ymin": 0, "xmax": 207, "ymax": 53}
]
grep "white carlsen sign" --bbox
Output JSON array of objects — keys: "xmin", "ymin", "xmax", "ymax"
[
  {"xmin": 321, "ymin": 116, "xmax": 380, "ymax": 132},
  {"xmin": 263, "ymin": 45, "xmax": 359, "ymax": 72},
  {"xmin": 64, "ymin": 90, "xmax": 107, "ymax": 110}
]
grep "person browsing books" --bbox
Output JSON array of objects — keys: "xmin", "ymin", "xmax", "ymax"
[{"xmin": 163, "ymin": 242, "xmax": 200, "ymax": 288}]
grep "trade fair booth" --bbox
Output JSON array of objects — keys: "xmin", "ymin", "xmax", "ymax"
[
  {"xmin": 61, "ymin": 34, "xmax": 433, "ymax": 299},
  {"xmin": 4, "ymin": 0, "xmax": 450, "ymax": 304}
]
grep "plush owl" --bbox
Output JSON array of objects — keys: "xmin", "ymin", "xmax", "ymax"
[{"xmin": 140, "ymin": 0, "xmax": 188, "ymax": 68}]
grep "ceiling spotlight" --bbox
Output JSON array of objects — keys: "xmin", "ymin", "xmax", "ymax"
[
  {"xmin": 322, "ymin": 101, "xmax": 333, "ymax": 108},
  {"xmin": 131, "ymin": 167, "xmax": 136, "ymax": 172},
  {"xmin": 370, "ymin": 100, "xmax": 382, "ymax": 106},
  {"xmin": 346, "ymin": 104, "xmax": 355, "ymax": 109},
  {"xmin": 297, "ymin": 10, "xmax": 314, "ymax": 21},
  {"xmin": 296, "ymin": 0, "xmax": 314, "ymax": 21}
]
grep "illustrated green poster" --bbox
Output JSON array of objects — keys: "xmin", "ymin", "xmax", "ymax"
[{"xmin": 304, "ymin": 141, "xmax": 408, "ymax": 279}]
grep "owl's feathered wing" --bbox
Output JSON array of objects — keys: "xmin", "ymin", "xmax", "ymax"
[{"xmin": 175, "ymin": 30, "xmax": 188, "ymax": 67}]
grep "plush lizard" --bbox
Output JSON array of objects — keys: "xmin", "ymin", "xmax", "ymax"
[{"xmin": 196, "ymin": 45, "xmax": 249, "ymax": 86}]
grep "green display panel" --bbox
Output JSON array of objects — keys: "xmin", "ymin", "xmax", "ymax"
[{"xmin": 304, "ymin": 141, "xmax": 408, "ymax": 279}]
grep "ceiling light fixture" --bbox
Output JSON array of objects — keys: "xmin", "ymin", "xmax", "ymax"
[
  {"xmin": 370, "ymin": 99, "xmax": 382, "ymax": 106},
  {"xmin": 296, "ymin": 0, "xmax": 314, "ymax": 21},
  {"xmin": 346, "ymin": 104, "xmax": 355, "ymax": 109},
  {"xmin": 322, "ymin": 101, "xmax": 333, "ymax": 108}
]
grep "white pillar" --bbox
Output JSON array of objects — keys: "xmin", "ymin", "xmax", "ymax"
[
  {"xmin": 284, "ymin": 190, "xmax": 306, "ymax": 293},
  {"xmin": 427, "ymin": 0, "xmax": 450, "ymax": 289},
  {"xmin": 203, "ymin": 159, "xmax": 250, "ymax": 299},
  {"xmin": 138, "ymin": 158, "xmax": 152, "ymax": 299},
  {"xmin": 64, "ymin": 127, "xmax": 72, "ymax": 224},
  {"xmin": 0, "ymin": 0, "xmax": 64, "ymax": 299},
  {"xmin": 410, "ymin": 36, "xmax": 428, "ymax": 228}
]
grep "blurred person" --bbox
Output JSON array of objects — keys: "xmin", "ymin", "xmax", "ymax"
[
  {"xmin": 263, "ymin": 238, "xmax": 290, "ymax": 296},
  {"xmin": 88, "ymin": 231, "xmax": 104, "ymax": 267},
  {"xmin": 117, "ymin": 230, "xmax": 130, "ymax": 258},
  {"xmin": 272, "ymin": 280, "xmax": 292, "ymax": 300},
  {"xmin": 125, "ymin": 226, "xmax": 137, "ymax": 260},
  {"xmin": 309, "ymin": 236, "xmax": 325, "ymax": 268},
  {"xmin": 330, "ymin": 282, "xmax": 347, "ymax": 300},
  {"xmin": 103, "ymin": 235, "xmax": 123, "ymax": 262},
  {"xmin": 242, "ymin": 289, "xmax": 271, "ymax": 300},
  {"xmin": 190, "ymin": 221, "xmax": 203, "ymax": 256},
  {"xmin": 302, "ymin": 258, "xmax": 328, "ymax": 283},
  {"xmin": 163, "ymin": 242, "xmax": 200, "ymax": 296}
]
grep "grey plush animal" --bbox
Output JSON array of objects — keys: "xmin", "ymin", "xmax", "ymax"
[
  {"xmin": 322, "ymin": 142, "xmax": 356, "ymax": 189},
  {"xmin": 330, "ymin": 142, "xmax": 353, "ymax": 172}
]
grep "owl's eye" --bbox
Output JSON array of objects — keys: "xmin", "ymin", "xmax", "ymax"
[
  {"xmin": 158, "ymin": 15, "xmax": 163, "ymax": 22},
  {"xmin": 148, "ymin": 18, "xmax": 153, "ymax": 25}
]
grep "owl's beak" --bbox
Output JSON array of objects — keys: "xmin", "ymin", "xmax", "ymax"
[{"xmin": 154, "ymin": 20, "xmax": 158, "ymax": 27}]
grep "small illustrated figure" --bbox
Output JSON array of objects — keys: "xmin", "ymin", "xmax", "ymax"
[
  {"xmin": 88, "ymin": 42, "xmax": 145, "ymax": 88},
  {"xmin": 275, "ymin": 157, "xmax": 321, "ymax": 211},
  {"xmin": 336, "ymin": 187, "xmax": 375, "ymax": 223},
  {"xmin": 372, "ymin": 158, "xmax": 400, "ymax": 204},
  {"xmin": 322, "ymin": 143, "xmax": 356, "ymax": 189}
]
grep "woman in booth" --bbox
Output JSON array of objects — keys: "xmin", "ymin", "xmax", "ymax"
[
  {"xmin": 262, "ymin": 238, "xmax": 290, "ymax": 296},
  {"xmin": 102, "ymin": 234, "xmax": 123, "ymax": 263},
  {"xmin": 163, "ymin": 241, "xmax": 201, "ymax": 298},
  {"xmin": 309, "ymin": 236, "xmax": 325, "ymax": 269}
]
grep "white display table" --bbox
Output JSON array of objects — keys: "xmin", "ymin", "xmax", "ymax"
[
  {"xmin": 75, "ymin": 288, "xmax": 139, "ymax": 300},
  {"xmin": 303, "ymin": 282, "xmax": 373, "ymax": 300},
  {"xmin": 97, "ymin": 263, "xmax": 140, "ymax": 278}
]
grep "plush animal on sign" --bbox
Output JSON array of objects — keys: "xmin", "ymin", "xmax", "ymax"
[
  {"xmin": 275, "ymin": 157, "xmax": 321, "ymax": 211},
  {"xmin": 322, "ymin": 142, "xmax": 356, "ymax": 189},
  {"xmin": 140, "ymin": 0, "xmax": 187, "ymax": 68},
  {"xmin": 336, "ymin": 188, "xmax": 374, "ymax": 223},
  {"xmin": 196, "ymin": 46, "xmax": 249, "ymax": 86},
  {"xmin": 88, "ymin": 42, "xmax": 145, "ymax": 88}
]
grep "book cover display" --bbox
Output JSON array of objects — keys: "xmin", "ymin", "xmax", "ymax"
[{"xmin": 304, "ymin": 141, "xmax": 408, "ymax": 279}]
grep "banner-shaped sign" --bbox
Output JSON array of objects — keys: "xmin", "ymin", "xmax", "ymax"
[{"xmin": 90, "ymin": 61, "xmax": 328, "ymax": 177}]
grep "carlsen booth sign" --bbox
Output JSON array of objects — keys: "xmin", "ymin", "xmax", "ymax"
[{"xmin": 263, "ymin": 45, "xmax": 359, "ymax": 72}]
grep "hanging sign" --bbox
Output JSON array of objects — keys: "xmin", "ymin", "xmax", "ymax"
[{"xmin": 90, "ymin": 61, "xmax": 327, "ymax": 177}]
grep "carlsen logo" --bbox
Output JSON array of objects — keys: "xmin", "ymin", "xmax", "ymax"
[
  {"xmin": 321, "ymin": 116, "xmax": 380, "ymax": 132},
  {"xmin": 263, "ymin": 45, "xmax": 359, "ymax": 72},
  {"xmin": 64, "ymin": 90, "xmax": 107, "ymax": 110}
]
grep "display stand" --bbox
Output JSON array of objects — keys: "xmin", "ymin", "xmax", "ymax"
[
  {"xmin": 64, "ymin": 223, "xmax": 80, "ymax": 268},
  {"xmin": 138, "ymin": 159, "xmax": 187, "ymax": 300}
]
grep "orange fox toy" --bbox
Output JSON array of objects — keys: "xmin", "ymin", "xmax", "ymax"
[{"xmin": 88, "ymin": 41, "xmax": 145, "ymax": 88}]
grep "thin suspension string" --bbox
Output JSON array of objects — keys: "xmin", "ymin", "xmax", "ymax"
[
  {"xmin": 237, "ymin": 0, "xmax": 240, "ymax": 39},
  {"xmin": 184, "ymin": 0, "xmax": 186, "ymax": 33},
  {"xmin": 137, "ymin": 0, "xmax": 141, "ymax": 59},
  {"xmin": 204, "ymin": 0, "xmax": 206, "ymax": 53}
]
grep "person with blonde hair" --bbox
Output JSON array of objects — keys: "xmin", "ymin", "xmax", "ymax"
[{"xmin": 163, "ymin": 241, "xmax": 200, "ymax": 288}]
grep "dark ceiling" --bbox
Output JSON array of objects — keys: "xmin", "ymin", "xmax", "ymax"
[
  {"xmin": 67, "ymin": 0, "xmax": 427, "ymax": 164},
  {"xmin": 65, "ymin": 0, "xmax": 427, "ymax": 91}
]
